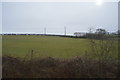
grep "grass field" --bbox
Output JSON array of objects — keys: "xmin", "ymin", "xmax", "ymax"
[
  {"xmin": 2, "ymin": 35, "xmax": 118, "ymax": 59},
  {"xmin": 3, "ymin": 35, "xmax": 90, "ymax": 58},
  {"xmin": 2, "ymin": 35, "xmax": 119, "ymax": 78}
]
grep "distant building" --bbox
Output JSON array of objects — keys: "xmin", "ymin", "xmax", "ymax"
[{"xmin": 74, "ymin": 32, "xmax": 86, "ymax": 37}]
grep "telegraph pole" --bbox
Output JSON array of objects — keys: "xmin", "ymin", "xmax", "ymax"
[
  {"xmin": 64, "ymin": 26, "xmax": 66, "ymax": 36},
  {"xmin": 44, "ymin": 27, "xmax": 46, "ymax": 35}
]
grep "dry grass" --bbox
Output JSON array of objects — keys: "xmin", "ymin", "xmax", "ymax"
[{"xmin": 2, "ymin": 56, "xmax": 119, "ymax": 78}]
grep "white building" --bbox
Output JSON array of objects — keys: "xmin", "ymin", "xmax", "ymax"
[{"xmin": 74, "ymin": 32, "xmax": 86, "ymax": 37}]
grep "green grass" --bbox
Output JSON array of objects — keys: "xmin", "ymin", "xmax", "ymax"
[
  {"xmin": 3, "ymin": 35, "xmax": 90, "ymax": 58},
  {"xmin": 2, "ymin": 35, "xmax": 118, "ymax": 59}
]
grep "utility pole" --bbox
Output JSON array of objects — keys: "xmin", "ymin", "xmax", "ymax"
[
  {"xmin": 44, "ymin": 27, "xmax": 46, "ymax": 35},
  {"xmin": 64, "ymin": 26, "xmax": 66, "ymax": 36}
]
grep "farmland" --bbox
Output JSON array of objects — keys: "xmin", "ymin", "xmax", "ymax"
[
  {"xmin": 2, "ymin": 35, "xmax": 90, "ymax": 59},
  {"xmin": 2, "ymin": 35, "xmax": 118, "ymax": 59},
  {"xmin": 2, "ymin": 35, "xmax": 119, "ymax": 78}
]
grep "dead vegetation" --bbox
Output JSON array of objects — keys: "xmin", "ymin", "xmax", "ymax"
[{"xmin": 2, "ymin": 55, "xmax": 119, "ymax": 78}]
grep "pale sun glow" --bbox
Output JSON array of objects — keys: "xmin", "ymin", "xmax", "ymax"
[{"xmin": 96, "ymin": 0, "xmax": 103, "ymax": 6}]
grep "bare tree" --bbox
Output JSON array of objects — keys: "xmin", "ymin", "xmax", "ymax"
[
  {"xmin": 86, "ymin": 28, "xmax": 118, "ymax": 61},
  {"xmin": 85, "ymin": 28, "xmax": 118, "ymax": 76}
]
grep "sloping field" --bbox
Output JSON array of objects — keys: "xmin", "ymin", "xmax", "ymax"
[
  {"xmin": 2, "ymin": 35, "xmax": 90, "ymax": 58},
  {"xmin": 2, "ymin": 35, "xmax": 119, "ymax": 78}
]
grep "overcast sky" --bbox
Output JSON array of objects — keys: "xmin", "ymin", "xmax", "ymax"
[{"xmin": 1, "ymin": 2, "xmax": 118, "ymax": 35}]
